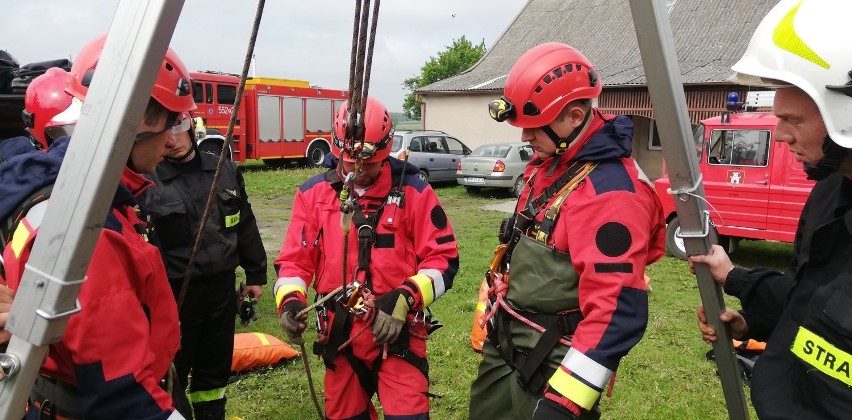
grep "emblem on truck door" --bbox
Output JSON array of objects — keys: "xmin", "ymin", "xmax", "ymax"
[{"xmin": 727, "ymin": 170, "xmax": 744, "ymax": 186}]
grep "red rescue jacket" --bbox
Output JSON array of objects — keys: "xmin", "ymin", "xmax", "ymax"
[
  {"xmin": 274, "ymin": 158, "xmax": 459, "ymax": 312},
  {"xmin": 3, "ymin": 167, "xmax": 181, "ymax": 419}
]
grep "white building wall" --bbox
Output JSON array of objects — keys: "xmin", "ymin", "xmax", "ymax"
[
  {"xmin": 421, "ymin": 92, "xmax": 522, "ymax": 150},
  {"xmin": 420, "ymin": 92, "xmax": 664, "ymax": 180}
]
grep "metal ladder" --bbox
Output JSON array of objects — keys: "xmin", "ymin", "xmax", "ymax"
[{"xmin": 0, "ymin": 0, "xmax": 187, "ymax": 416}]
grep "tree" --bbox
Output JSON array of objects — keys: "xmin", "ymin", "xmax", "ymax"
[{"xmin": 402, "ymin": 36, "xmax": 486, "ymax": 120}]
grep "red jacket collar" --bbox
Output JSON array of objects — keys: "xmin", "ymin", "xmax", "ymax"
[{"xmin": 121, "ymin": 167, "xmax": 154, "ymax": 197}]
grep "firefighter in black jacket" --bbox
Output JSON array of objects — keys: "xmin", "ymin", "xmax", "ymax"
[
  {"xmin": 143, "ymin": 116, "xmax": 267, "ymax": 420},
  {"xmin": 694, "ymin": 1, "xmax": 852, "ymax": 418}
]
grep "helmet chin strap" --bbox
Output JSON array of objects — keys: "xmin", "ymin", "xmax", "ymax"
[
  {"xmin": 804, "ymin": 135, "xmax": 850, "ymax": 181},
  {"xmin": 539, "ymin": 108, "xmax": 592, "ymax": 176}
]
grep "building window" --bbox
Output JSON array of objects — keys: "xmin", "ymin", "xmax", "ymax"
[{"xmin": 648, "ymin": 120, "xmax": 662, "ymax": 150}]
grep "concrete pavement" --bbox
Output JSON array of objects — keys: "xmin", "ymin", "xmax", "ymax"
[{"xmin": 481, "ymin": 200, "xmax": 516, "ymax": 214}]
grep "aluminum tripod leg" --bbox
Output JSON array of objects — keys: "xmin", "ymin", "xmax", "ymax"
[
  {"xmin": 626, "ymin": 1, "xmax": 750, "ymax": 419},
  {"xmin": 0, "ymin": 0, "xmax": 186, "ymax": 416}
]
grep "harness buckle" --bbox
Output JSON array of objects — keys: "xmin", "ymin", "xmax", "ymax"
[{"xmin": 357, "ymin": 223, "xmax": 375, "ymax": 243}]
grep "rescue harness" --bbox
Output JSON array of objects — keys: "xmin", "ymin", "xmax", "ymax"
[
  {"xmin": 314, "ymin": 167, "xmax": 436, "ymax": 398},
  {"xmin": 483, "ymin": 159, "xmax": 597, "ymax": 393}
]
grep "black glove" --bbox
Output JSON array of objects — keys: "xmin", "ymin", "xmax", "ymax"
[
  {"xmin": 532, "ymin": 398, "xmax": 579, "ymax": 420},
  {"xmin": 371, "ymin": 289, "xmax": 413, "ymax": 344},
  {"xmin": 279, "ymin": 300, "xmax": 307, "ymax": 346}
]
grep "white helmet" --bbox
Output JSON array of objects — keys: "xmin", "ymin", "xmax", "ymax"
[{"xmin": 730, "ymin": 0, "xmax": 852, "ymax": 148}]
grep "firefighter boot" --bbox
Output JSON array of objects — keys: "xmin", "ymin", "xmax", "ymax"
[{"xmin": 192, "ymin": 397, "xmax": 227, "ymax": 420}]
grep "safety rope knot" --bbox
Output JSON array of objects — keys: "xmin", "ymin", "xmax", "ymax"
[
  {"xmin": 481, "ymin": 273, "xmax": 572, "ymax": 347},
  {"xmin": 481, "ymin": 273, "xmax": 508, "ymax": 329}
]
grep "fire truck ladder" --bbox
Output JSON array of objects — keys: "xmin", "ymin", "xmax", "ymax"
[
  {"xmin": 0, "ymin": 0, "xmax": 187, "ymax": 416},
  {"xmin": 627, "ymin": 1, "xmax": 750, "ymax": 419}
]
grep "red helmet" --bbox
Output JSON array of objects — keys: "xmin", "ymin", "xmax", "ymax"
[
  {"xmin": 22, "ymin": 67, "xmax": 75, "ymax": 148},
  {"xmin": 332, "ymin": 96, "xmax": 394, "ymax": 163},
  {"xmin": 66, "ymin": 34, "xmax": 195, "ymax": 113},
  {"xmin": 491, "ymin": 43, "xmax": 601, "ymax": 128}
]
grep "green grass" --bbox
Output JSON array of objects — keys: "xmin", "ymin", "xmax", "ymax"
[
  {"xmin": 226, "ymin": 163, "xmax": 792, "ymax": 419},
  {"xmin": 395, "ymin": 120, "xmax": 423, "ymax": 131}
]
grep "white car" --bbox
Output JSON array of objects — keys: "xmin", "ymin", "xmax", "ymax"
[{"xmin": 456, "ymin": 142, "xmax": 533, "ymax": 197}]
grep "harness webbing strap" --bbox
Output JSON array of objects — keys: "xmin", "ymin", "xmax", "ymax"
[
  {"xmin": 516, "ymin": 310, "xmax": 583, "ymax": 393},
  {"xmin": 490, "ymin": 309, "xmax": 583, "ymax": 394},
  {"xmin": 509, "ymin": 160, "xmax": 589, "ymax": 257},
  {"xmin": 330, "ymin": 168, "xmax": 402, "ymax": 291},
  {"xmin": 534, "ymin": 162, "xmax": 597, "ymax": 244},
  {"xmin": 30, "ymin": 375, "xmax": 82, "ymax": 419},
  {"xmin": 352, "ymin": 204, "xmax": 380, "ymax": 291}
]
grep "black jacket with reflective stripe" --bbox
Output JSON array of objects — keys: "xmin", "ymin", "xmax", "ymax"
[
  {"xmin": 143, "ymin": 151, "xmax": 267, "ymax": 285},
  {"xmin": 725, "ymin": 172, "xmax": 852, "ymax": 418}
]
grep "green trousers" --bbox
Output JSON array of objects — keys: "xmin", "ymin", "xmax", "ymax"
[{"xmin": 468, "ymin": 315, "xmax": 601, "ymax": 420}]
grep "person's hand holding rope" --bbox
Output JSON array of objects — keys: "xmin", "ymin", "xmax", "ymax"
[{"xmin": 279, "ymin": 300, "xmax": 308, "ymax": 346}]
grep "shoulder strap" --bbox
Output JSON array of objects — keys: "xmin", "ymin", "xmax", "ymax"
[
  {"xmin": 532, "ymin": 162, "xmax": 598, "ymax": 243},
  {"xmin": 511, "ymin": 160, "xmax": 590, "ymax": 242},
  {"xmin": 521, "ymin": 160, "xmax": 588, "ymax": 220}
]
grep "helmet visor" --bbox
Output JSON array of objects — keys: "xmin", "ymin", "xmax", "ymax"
[
  {"xmin": 135, "ymin": 111, "xmax": 179, "ymax": 142},
  {"xmin": 44, "ymin": 124, "xmax": 76, "ymax": 143}
]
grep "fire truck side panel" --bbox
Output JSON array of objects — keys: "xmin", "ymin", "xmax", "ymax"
[
  {"xmin": 190, "ymin": 72, "xmax": 346, "ymax": 163},
  {"xmin": 766, "ymin": 142, "xmax": 812, "ymax": 243},
  {"xmin": 702, "ymin": 124, "xmax": 772, "ymax": 233},
  {"xmin": 654, "ymin": 112, "xmax": 815, "ymax": 257}
]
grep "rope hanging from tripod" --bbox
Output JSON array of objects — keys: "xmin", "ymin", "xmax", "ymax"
[
  {"xmin": 345, "ymin": 0, "xmax": 381, "ymax": 152},
  {"xmin": 339, "ymin": 0, "xmax": 382, "ymax": 293},
  {"xmin": 176, "ymin": 0, "xmax": 267, "ymax": 312}
]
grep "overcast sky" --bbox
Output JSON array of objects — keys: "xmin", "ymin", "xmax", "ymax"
[{"xmin": 1, "ymin": 0, "xmax": 527, "ymax": 113}]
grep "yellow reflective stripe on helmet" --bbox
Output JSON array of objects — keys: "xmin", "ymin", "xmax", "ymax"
[
  {"xmin": 410, "ymin": 274, "xmax": 435, "ymax": 307},
  {"xmin": 791, "ymin": 326, "xmax": 852, "ymax": 386},
  {"xmin": 189, "ymin": 387, "xmax": 226, "ymax": 403},
  {"xmin": 225, "ymin": 211, "xmax": 240, "ymax": 228},
  {"xmin": 548, "ymin": 367, "xmax": 601, "ymax": 410},
  {"xmin": 274, "ymin": 277, "xmax": 307, "ymax": 308},
  {"xmin": 773, "ymin": 1, "xmax": 830, "ymax": 69}
]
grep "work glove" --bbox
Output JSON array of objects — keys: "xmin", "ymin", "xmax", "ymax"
[
  {"xmin": 279, "ymin": 300, "xmax": 308, "ymax": 346},
  {"xmin": 532, "ymin": 398, "xmax": 579, "ymax": 420},
  {"xmin": 371, "ymin": 289, "xmax": 413, "ymax": 344}
]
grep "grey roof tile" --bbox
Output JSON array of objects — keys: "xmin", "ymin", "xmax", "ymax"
[{"xmin": 418, "ymin": 0, "xmax": 776, "ymax": 93}]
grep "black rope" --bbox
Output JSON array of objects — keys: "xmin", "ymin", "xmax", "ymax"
[{"xmin": 344, "ymin": 0, "xmax": 382, "ymax": 149}]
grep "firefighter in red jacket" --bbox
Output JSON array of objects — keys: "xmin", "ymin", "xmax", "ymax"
[
  {"xmin": 468, "ymin": 43, "xmax": 666, "ymax": 419},
  {"xmin": 1, "ymin": 35, "xmax": 194, "ymax": 419},
  {"xmin": 275, "ymin": 96, "xmax": 459, "ymax": 419}
]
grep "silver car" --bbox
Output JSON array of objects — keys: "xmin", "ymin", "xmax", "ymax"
[
  {"xmin": 389, "ymin": 130, "xmax": 472, "ymax": 183},
  {"xmin": 457, "ymin": 142, "xmax": 533, "ymax": 197}
]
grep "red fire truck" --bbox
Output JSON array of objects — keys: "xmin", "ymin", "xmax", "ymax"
[
  {"xmin": 654, "ymin": 91, "xmax": 815, "ymax": 259},
  {"xmin": 190, "ymin": 71, "xmax": 347, "ymax": 165}
]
